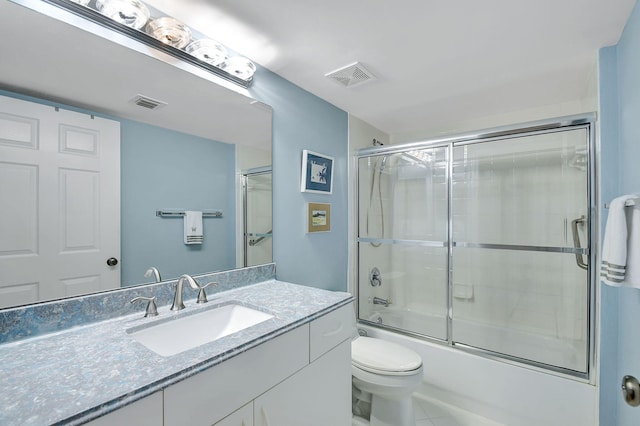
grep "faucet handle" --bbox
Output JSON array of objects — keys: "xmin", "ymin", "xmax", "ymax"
[
  {"xmin": 196, "ymin": 282, "xmax": 219, "ymax": 304},
  {"xmin": 130, "ymin": 296, "xmax": 158, "ymax": 317}
]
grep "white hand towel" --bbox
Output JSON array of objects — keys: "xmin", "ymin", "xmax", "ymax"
[
  {"xmin": 601, "ymin": 195, "xmax": 640, "ymax": 288},
  {"xmin": 184, "ymin": 211, "xmax": 203, "ymax": 245}
]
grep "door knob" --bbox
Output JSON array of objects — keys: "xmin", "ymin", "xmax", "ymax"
[
  {"xmin": 106, "ymin": 257, "xmax": 119, "ymax": 267},
  {"xmin": 622, "ymin": 375, "xmax": 640, "ymax": 407}
]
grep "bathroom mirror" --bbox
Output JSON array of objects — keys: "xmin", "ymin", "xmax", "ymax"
[{"xmin": 0, "ymin": 0, "xmax": 272, "ymax": 308}]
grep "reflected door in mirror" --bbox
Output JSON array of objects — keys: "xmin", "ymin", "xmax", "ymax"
[{"xmin": 0, "ymin": 95, "xmax": 120, "ymax": 308}]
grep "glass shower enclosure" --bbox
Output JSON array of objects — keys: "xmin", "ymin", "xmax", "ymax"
[
  {"xmin": 356, "ymin": 115, "xmax": 595, "ymax": 377},
  {"xmin": 242, "ymin": 167, "xmax": 272, "ymax": 267}
]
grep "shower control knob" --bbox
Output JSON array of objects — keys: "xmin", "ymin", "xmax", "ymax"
[
  {"xmin": 369, "ymin": 267, "xmax": 382, "ymax": 287},
  {"xmin": 106, "ymin": 257, "xmax": 119, "ymax": 267}
]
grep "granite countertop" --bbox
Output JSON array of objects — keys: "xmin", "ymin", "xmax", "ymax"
[{"xmin": 0, "ymin": 280, "xmax": 352, "ymax": 426}]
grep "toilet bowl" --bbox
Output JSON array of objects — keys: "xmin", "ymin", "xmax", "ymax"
[{"xmin": 351, "ymin": 336, "xmax": 423, "ymax": 426}]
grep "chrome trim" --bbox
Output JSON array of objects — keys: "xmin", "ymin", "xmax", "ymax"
[
  {"xmin": 357, "ymin": 320, "xmax": 591, "ymax": 382},
  {"xmin": 358, "ymin": 318, "xmax": 448, "ymax": 343},
  {"xmin": 242, "ymin": 173, "xmax": 249, "ymax": 267},
  {"xmin": 571, "ymin": 216, "xmax": 589, "ymax": 270},
  {"xmin": 446, "ymin": 143, "xmax": 454, "ymax": 345},
  {"xmin": 156, "ymin": 210, "xmax": 223, "ymax": 218},
  {"xmin": 357, "ymin": 237, "xmax": 447, "ymax": 248},
  {"xmin": 354, "ymin": 114, "xmax": 596, "ymax": 380},
  {"xmin": 243, "ymin": 166, "xmax": 273, "ymax": 175},
  {"xmin": 451, "ymin": 341, "xmax": 590, "ymax": 381},
  {"xmin": 453, "ymin": 242, "xmax": 589, "ymax": 255},
  {"xmin": 34, "ymin": 0, "xmax": 252, "ymax": 88},
  {"xmin": 242, "ymin": 167, "xmax": 273, "ymax": 266},
  {"xmin": 587, "ymin": 115, "xmax": 597, "ymax": 383},
  {"xmin": 355, "ymin": 113, "xmax": 596, "ymax": 159},
  {"xmin": 248, "ymin": 230, "xmax": 272, "ymax": 247}
]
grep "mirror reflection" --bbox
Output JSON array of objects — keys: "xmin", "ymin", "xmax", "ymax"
[{"xmin": 0, "ymin": 0, "xmax": 272, "ymax": 309}]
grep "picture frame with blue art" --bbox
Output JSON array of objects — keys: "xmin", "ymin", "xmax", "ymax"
[{"xmin": 300, "ymin": 150, "xmax": 334, "ymax": 194}]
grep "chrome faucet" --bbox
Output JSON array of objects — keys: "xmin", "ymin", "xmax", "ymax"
[
  {"xmin": 171, "ymin": 274, "xmax": 199, "ymax": 311},
  {"xmin": 144, "ymin": 267, "xmax": 162, "ymax": 283},
  {"xmin": 373, "ymin": 296, "xmax": 390, "ymax": 307}
]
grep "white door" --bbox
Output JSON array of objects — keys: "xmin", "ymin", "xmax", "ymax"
[{"xmin": 0, "ymin": 94, "xmax": 120, "ymax": 308}]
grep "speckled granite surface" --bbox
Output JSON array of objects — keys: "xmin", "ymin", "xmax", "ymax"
[
  {"xmin": 0, "ymin": 278, "xmax": 352, "ymax": 426},
  {"xmin": 0, "ymin": 263, "xmax": 276, "ymax": 344}
]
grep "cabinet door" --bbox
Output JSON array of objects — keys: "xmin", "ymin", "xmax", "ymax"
[
  {"xmin": 214, "ymin": 402, "xmax": 253, "ymax": 426},
  {"xmin": 84, "ymin": 392, "xmax": 163, "ymax": 426},
  {"xmin": 164, "ymin": 325, "xmax": 309, "ymax": 426},
  {"xmin": 254, "ymin": 340, "xmax": 351, "ymax": 426}
]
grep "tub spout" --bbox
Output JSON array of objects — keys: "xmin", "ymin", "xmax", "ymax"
[{"xmin": 373, "ymin": 296, "xmax": 390, "ymax": 307}]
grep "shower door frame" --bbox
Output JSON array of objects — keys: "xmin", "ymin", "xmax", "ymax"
[
  {"xmin": 242, "ymin": 166, "xmax": 273, "ymax": 268},
  {"xmin": 354, "ymin": 114, "xmax": 597, "ymax": 381}
]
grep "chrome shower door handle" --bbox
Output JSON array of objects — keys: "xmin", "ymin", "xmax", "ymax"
[{"xmin": 571, "ymin": 215, "xmax": 588, "ymax": 270}]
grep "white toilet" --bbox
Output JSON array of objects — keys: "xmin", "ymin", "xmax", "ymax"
[{"xmin": 351, "ymin": 336, "xmax": 424, "ymax": 426}]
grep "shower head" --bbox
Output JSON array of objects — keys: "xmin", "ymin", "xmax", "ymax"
[{"xmin": 379, "ymin": 155, "xmax": 388, "ymax": 171}]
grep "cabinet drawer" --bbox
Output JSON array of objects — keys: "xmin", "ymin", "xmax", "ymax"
[{"xmin": 309, "ymin": 303, "xmax": 354, "ymax": 362}]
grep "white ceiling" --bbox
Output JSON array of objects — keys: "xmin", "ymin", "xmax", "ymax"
[
  {"xmin": 0, "ymin": 1, "xmax": 271, "ymax": 150},
  {"xmin": 147, "ymin": 0, "xmax": 636, "ymax": 139}
]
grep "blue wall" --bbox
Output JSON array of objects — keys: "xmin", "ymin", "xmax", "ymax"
[
  {"xmin": 249, "ymin": 68, "xmax": 349, "ymax": 292},
  {"xmin": 598, "ymin": 1, "xmax": 640, "ymax": 424},
  {"xmin": 598, "ymin": 45, "xmax": 621, "ymax": 426},
  {"xmin": 120, "ymin": 120, "xmax": 236, "ymax": 286}
]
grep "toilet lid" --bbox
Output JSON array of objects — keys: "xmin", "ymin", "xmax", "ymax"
[{"xmin": 352, "ymin": 337, "xmax": 422, "ymax": 373}]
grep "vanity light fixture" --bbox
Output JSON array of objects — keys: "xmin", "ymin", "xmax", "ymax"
[
  {"xmin": 186, "ymin": 39, "xmax": 228, "ymax": 67},
  {"xmin": 44, "ymin": 0, "xmax": 257, "ymax": 87},
  {"xmin": 95, "ymin": 0, "xmax": 149, "ymax": 30},
  {"xmin": 146, "ymin": 16, "xmax": 192, "ymax": 49}
]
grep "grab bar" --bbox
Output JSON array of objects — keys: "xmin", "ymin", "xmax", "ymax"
[
  {"xmin": 249, "ymin": 230, "xmax": 272, "ymax": 246},
  {"xmin": 571, "ymin": 215, "xmax": 588, "ymax": 270}
]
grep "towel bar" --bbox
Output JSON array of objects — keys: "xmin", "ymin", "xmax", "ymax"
[
  {"xmin": 156, "ymin": 210, "xmax": 223, "ymax": 218},
  {"xmin": 604, "ymin": 198, "xmax": 639, "ymax": 209}
]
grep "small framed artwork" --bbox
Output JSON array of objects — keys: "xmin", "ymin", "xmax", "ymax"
[
  {"xmin": 301, "ymin": 150, "xmax": 334, "ymax": 194},
  {"xmin": 307, "ymin": 203, "xmax": 331, "ymax": 233}
]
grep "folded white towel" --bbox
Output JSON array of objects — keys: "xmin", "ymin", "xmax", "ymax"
[
  {"xmin": 184, "ymin": 211, "xmax": 203, "ymax": 245},
  {"xmin": 601, "ymin": 195, "xmax": 640, "ymax": 288}
]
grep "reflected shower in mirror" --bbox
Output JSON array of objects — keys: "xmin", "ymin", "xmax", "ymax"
[{"xmin": 0, "ymin": 0, "xmax": 272, "ymax": 309}]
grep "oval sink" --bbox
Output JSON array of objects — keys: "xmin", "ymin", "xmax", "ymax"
[{"xmin": 127, "ymin": 303, "xmax": 274, "ymax": 356}]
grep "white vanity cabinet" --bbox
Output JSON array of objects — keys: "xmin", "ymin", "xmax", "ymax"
[
  {"xmin": 165, "ymin": 303, "xmax": 353, "ymax": 426},
  {"xmin": 253, "ymin": 340, "xmax": 351, "ymax": 426},
  {"xmin": 88, "ymin": 304, "xmax": 353, "ymax": 426}
]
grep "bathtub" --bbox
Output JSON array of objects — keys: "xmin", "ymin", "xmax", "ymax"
[{"xmin": 360, "ymin": 309, "xmax": 597, "ymax": 426}]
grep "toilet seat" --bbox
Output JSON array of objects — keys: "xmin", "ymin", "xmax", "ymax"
[{"xmin": 352, "ymin": 337, "xmax": 422, "ymax": 376}]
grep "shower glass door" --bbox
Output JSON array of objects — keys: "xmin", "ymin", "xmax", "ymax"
[
  {"xmin": 243, "ymin": 168, "xmax": 272, "ymax": 267},
  {"xmin": 451, "ymin": 129, "xmax": 590, "ymax": 373},
  {"xmin": 355, "ymin": 116, "xmax": 595, "ymax": 378},
  {"xmin": 357, "ymin": 147, "xmax": 449, "ymax": 340}
]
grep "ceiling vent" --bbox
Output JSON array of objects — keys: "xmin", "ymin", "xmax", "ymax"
[
  {"xmin": 129, "ymin": 94, "xmax": 167, "ymax": 110},
  {"xmin": 325, "ymin": 62, "xmax": 376, "ymax": 88}
]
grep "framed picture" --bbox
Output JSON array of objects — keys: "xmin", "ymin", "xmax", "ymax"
[
  {"xmin": 307, "ymin": 203, "xmax": 331, "ymax": 233},
  {"xmin": 301, "ymin": 150, "xmax": 334, "ymax": 194}
]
